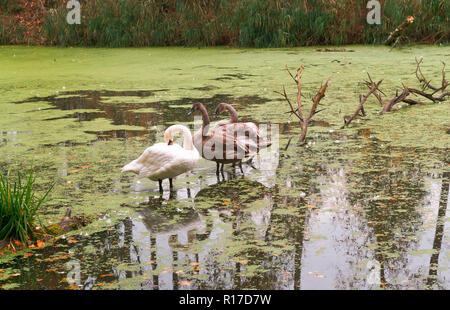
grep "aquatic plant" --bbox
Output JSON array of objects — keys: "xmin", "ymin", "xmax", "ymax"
[{"xmin": 0, "ymin": 169, "xmax": 53, "ymax": 245}]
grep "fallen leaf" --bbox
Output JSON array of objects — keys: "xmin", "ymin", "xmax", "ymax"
[
  {"xmin": 23, "ymin": 252, "xmax": 33, "ymax": 258},
  {"xmin": 180, "ymin": 281, "xmax": 192, "ymax": 286}
]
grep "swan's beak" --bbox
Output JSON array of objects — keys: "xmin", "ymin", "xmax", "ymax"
[{"xmin": 168, "ymin": 139, "xmax": 173, "ymax": 145}]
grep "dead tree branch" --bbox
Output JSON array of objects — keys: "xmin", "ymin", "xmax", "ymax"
[
  {"xmin": 381, "ymin": 85, "xmax": 410, "ymax": 114},
  {"xmin": 354, "ymin": 59, "xmax": 449, "ymax": 119},
  {"xmin": 344, "ymin": 80, "xmax": 383, "ymax": 127},
  {"xmin": 439, "ymin": 92, "xmax": 450, "ymax": 100},
  {"xmin": 415, "ymin": 59, "xmax": 449, "ymax": 95},
  {"xmin": 384, "ymin": 16, "xmax": 415, "ymax": 46},
  {"xmin": 277, "ymin": 65, "xmax": 332, "ymax": 144},
  {"xmin": 415, "ymin": 57, "xmax": 439, "ymax": 91}
]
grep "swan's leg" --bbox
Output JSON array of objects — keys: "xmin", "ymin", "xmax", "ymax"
[
  {"xmin": 239, "ymin": 162, "xmax": 244, "ymax": 173},
  {"xmin": 158, "ymin": 179, "xmax": 163, "ymax": 193},
  {"xmin": 245, "ymin": 156, "xmax": 254, "ymax": 165},
  {"xmin": 169, "ymin": 178, "xmax": 173, "ymax": 190},
  {"xmin": 220, "ymin": 163, "xmax": 224, "ymax": 172},
  {"xmin": 216, "ymin": 162, "xmax": 220, "ymax": 174},
  {"xmin": 186, "ymin": 182, "xmax": 191, "ymax": 199}
]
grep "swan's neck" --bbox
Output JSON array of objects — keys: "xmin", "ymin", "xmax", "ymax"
[
  {"xmin": 224, "ymin": 104, "xmax": 239, "ymax": 123},
  {"xmin": 180, "ymin": 127, "xmax": 194, "ymax": 150},
  {"xmin": 165, "ymin": 125, "xmax": 195, "ymax": 150},
  {"xmin": 198, "ymin": 104, "xmax": 211, "ymax": 137}
]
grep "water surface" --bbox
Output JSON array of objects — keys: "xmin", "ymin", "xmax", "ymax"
[{"xmin": 0, "ymin": 46, "xmax": 448, "ymax": 290}]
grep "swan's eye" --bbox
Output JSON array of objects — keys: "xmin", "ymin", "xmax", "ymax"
[{"xmin": 168, "ymin": 140, "xmax": 174, "ymax": 145}]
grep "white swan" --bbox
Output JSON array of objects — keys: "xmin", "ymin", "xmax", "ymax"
[{"xmin": 121, "ymin": 124, "xmax": 199, "ymax": 192}]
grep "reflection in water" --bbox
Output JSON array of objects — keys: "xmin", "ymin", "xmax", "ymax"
[
  {"xmin": 0, "ymin": 92, "xmax": 448, "ymax": 290},
  {"xmin": 0, "ymin": 147, "xmax": 449, "ymax": 289},
  {"xmin": 427, "ymin": 172, "xmax": 449, "ymax": 288}
]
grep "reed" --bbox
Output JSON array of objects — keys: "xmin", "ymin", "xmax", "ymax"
[
  {"xmin": 0, "ymin": 170, "xmax": 53, "ymax": 245},
  {"xmin": 2, "ymin": 0, "xmax": 449, "ymax": 47}
]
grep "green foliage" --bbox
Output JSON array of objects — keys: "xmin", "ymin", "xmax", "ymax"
[
  {"xmin": 0, "ymin": 170, "xmax": 53, "ymax": 245},
  {"xmin": 0, "ymin": 23, "xmax": 8, "ymax": 45},
  {"xmin": 0, "ymin": 0, "xmax": 24, "ymax": 14},
  {"xmin": 4, "ymin": 0, "xmax": 450, "ymax": 46}
]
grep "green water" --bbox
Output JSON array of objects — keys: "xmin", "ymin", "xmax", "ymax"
[{"xmin": 0, "ymin": 45, "xmax": 449, "ymax": 290}]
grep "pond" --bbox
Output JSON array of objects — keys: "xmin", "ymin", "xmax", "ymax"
[{"xmin": 0, "ymin": 45, "xmax": 449, "ymax": 290}]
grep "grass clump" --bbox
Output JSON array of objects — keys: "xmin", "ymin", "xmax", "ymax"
[{"xmin": 0, "ymin": 169, "xmax": 53, "ymax": 245}]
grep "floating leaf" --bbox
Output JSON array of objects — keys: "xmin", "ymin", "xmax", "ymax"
[{"xmin": 180, "ymin": 281, "xmax": 192, "ymax": 286}]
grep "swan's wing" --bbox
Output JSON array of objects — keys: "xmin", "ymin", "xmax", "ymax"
[
  {"xmin": 139, "ymin": 143, "xmax": 200, "ymax": 179},
  {"xmin": 133, "ymin": 143, "xmax": 176, "ymax": 178},
  {"xmin": 212, "ymin": 120, "xmax": 232, "ymax": 130},
  {"xmin": 224, "ymin": 123, "xmax": 272, "ymax": 149},
  {"xmin": 216, "ymin": 123, "xmax": 272, "ymax": 153},
  {"xmin": 205, "ymin": 129, "xmax": 256, "ymax": 160}
]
